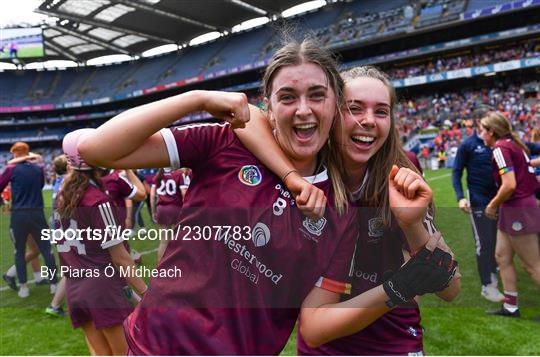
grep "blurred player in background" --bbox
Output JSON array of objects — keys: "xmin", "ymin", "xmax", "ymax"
[
  {"xmin": 150, "ymin": 167, "xmax": 189, "ymax": 261},
  {"xmin": 481, "ymin": 112, "xmax": 540, "ymax": 318},
  {"xmin": 452, "ymin": 108, "xmax": 503, "ymax": 302},
  {"xmin": 45, "ymin": 154, "xmax": 69, "ymax": 317},
  {"xmin": 57, "ymin": 130, "xmax": 147, "ymax": 355}
]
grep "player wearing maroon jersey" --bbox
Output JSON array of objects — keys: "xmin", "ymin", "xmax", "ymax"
[
  {"xmin": 57, "ymin": 130, "xmax": 147, "ymax": 355},
  {"xmin": 234, "ymin": 65, "xmax": 460, "ymax": 354},
  {"xmin": 150, "ymin": 168, "xmax": 187, "ymax": 261},
  {"xmin": 79, "ymin": 40, "xmax": 456, "ymax": 355},
  {"xmin": 100, "ymin": 169, "xmax": 146, "ymax": 230},
  {"xmin": 480, "ymin": 112, "xmax": 540, "ymax": 318}
]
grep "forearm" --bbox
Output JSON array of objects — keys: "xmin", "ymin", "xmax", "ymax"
[
  {"xmin": 451, "ymin": 170, "xmax": 465, "ymax": 201},
  {"xmin": 150, "ymin": 188, "xmax": 157, "ymax": 214},
  {"xmin": 488, "ymin": 184, "xmax": 514, "ymax": 208},
  {"xmin": 233, "ymin": 105, "xmax": 296, "ymax": 179},
  {"xmin": 79, "ymin": 90, "xmax": 204, "ymax": 167},
  {"xmin": 110, "ymin": 246, "xmax": 147, "ymax": 294},
  {"xmin": 300, "ymin": 286, "xmax": 390, "ymax": 348},
  {"xmin": 399, "ymin": 221, "xmax": 430, "ymax": 253},
  {"xmin": 435, "ymin": 270, "xmax": 461, "ymax": 301}
]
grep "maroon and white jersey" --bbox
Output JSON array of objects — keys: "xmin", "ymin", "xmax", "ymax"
[
  {"xmin": 101, "ymin": 170, "xmax": 137, "ymax": 224},
  {"xmin": 101, "ymin": 170, "xmax": 137, "ymax": 207},
  {"xmin": 154, "ymin": 169, "xmax": 185, "ymax": 207},
  {"xmin": 124, "ymin": 123, "xmax": 358, "ymax": 355},
  {"xmin": 491, "ymin": 136, "xmax": 539, "ymax": 201},
  {"xmin": 57, "ymin": 182, "xmax": 124, "ymax": 273},
  {"xmin": 298, "ymin": 180, "xmax": 433, "ymax": 355}
]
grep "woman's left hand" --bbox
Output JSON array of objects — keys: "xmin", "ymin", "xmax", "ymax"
[
  {"xmin": 389, "ymin": 165, "xmax": 432, "ymax": 227},
  {"xmin": 485, "ymin": 205, "xmax": 498, "ymax": 220}
]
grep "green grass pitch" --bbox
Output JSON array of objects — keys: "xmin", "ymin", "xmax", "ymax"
[{"xmin": 1, "ymin": 169, "xmax": 539, "ymax": 355}]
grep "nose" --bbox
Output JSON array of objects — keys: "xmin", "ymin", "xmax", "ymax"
[
  {"xmin": 358, "ymin": 110, "xmax": 375, "ymax": 128},
  {"xmin": 296, "ymin": 96, "xmax": 312, "ymax": 117}
]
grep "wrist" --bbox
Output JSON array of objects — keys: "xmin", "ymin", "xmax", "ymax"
[{"xmin": 187, "ymin": 90, "xmax": 207, "ymax": 112}]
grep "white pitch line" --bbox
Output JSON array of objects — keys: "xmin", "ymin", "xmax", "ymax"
[
  {"xmin": 427, "ymin": 172, "xmax": 451, "ymax": 182},
  {"xmin": 0, "ymin": 248, "xmax": 159, "ymax": 292}
]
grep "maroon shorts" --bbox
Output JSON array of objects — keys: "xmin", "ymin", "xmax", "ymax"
[
  {"xmin": 156, "ymin": 204, "xmax": 181, "ymax": 226},
  {"xmin": 65, "ymin": 274, "xmax": 133, "ymax": 329},
  {"xmin": 498, "ymin": 195, "xmax": 540, "ymax": 235}
]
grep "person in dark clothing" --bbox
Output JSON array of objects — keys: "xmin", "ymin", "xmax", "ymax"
[
  {"xmin": 0, "ymin": 142, "xmax": 57, "ymax": 298},
  {"xmin": 452, "ymin": 113, "xmax": 503, "ymax": 302}
]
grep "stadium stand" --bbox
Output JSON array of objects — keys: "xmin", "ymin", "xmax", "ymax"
[{"xmin": 1, "ymin": 0, "xmax": 538, "ymax": 175}]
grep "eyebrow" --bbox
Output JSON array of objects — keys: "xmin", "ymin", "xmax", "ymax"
[
  {"xmin": 275, "ymin": 84, "xmax": 328, "ymax": 94},
  {"xmin": 346, "ymin": 99, "xmax": 390, "ymax": 108}
]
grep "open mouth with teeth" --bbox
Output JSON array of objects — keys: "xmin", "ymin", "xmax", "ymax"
[
  {"xmin": 293, "ymin": 123, "xmax": 318, "ymax": 140},
  {"xmin": 351, "ymin": 135, "xmax": 375, "ymax": 147}
]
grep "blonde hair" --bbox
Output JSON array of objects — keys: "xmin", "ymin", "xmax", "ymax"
[
  {"xmin": 339, "ymin": 66, "xmax": 431, "ymax": 226},
  {"xmin": 262, "ymin": 37, "xmax": 348, "ymax": 214},
  {"xmin": 481, "ymin": 112, "xmax": 529, "ymax": 154}
]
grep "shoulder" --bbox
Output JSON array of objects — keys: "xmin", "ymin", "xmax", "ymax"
[{"xmin": 83, "ymin": 185, "xmax": 112, "ymax": 207}]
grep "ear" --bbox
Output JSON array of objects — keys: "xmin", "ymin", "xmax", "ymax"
[{"xmin": 264, "ymin": 97, "xmax": 276, "ymax": 129}]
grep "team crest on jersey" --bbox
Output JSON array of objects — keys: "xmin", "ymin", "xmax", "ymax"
[
  {"xmin": 367, "ymin": 217, "xmax": 384, "ymax": 241},
  {"xmin": 238, "ymin": 165, "xmax": 262, "ymax": 186},
  {"xmin": 512, "ymin": 221, "xmax": 523, "ymax": 232},
  {"xmin": 474, "ymin": 145, "xmax": 485, "ymax": 153},
  {"xmin": 302, "ymin": 217, "xmax": 327, "ymax": 237}
]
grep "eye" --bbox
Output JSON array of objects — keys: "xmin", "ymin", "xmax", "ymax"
[
  {"xmin": 347, "ymin": 105, "xmax": 363, "ymax": 114},
  {"xmin": 376, "ymin": 109, "xmax": 389, "ymax": 117},
  {"xmin": 279, "ymin": 94, "xmax": 295, "ymax": 103},
  {"xmin": 310, "ymin": 91, "xmax": 326, "ymax": 100}
]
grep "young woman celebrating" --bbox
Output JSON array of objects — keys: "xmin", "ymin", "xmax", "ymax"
[
  {"xmin": 480, "ymin": 112, "xmax": 540, "ymax": 317},
  {"xmin": 233, "ymin": 65, "xmax": 460, "ymax": 354},
  {"xmin": 78, "ymin": 40, "xmax": 455, "ymax": 355},
  {"xmin": 57, "ymin": 129, "xmax": 147, "ymax": 355}
]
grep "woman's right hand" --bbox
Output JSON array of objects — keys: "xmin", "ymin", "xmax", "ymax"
[
  {"xmin": 284, "ymin": 171, "xmax": 327, "ymax": 219},
  {"xmin": 199, "ymin": 91, "xmax": 250, "ymax": 129}
]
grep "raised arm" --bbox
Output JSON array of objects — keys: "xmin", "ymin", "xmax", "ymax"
[
  {"xmin": 78, "ymin": 90, "xmax": 249, "ymax": 169},
  {"xmin": 389, "ymin": 165, "xmax": 461, "ymax": 301}
]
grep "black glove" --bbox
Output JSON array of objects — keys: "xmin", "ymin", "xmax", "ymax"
[{"xmin": 382, "ymin": 246, "xmax": 458, "ymax": 308}]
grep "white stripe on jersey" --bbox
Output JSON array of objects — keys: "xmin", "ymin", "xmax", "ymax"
[
  {"xmin": 160, "ymin": 128, "xmax": 180, "ymax": 169},
  {"xmin": 493, "ymin": 147, "xmax": 506, "ymax": 169},
  {"xmin": 98, "ymin": 202, "xmax": 124, "ymax": 249},
  {"xmin": 98, "ymin": 202, "xmax": 116, "ymax": 228}
]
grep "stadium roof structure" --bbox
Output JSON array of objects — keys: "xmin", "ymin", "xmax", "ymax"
[{"xmin": 9, "ymin": 0, "xmax": 312, "ymax": 64}]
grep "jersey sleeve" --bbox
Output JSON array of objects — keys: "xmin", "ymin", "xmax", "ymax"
[
  {"xmin": 315, "ymin": 208, "xmax": 358, "ymax": 295},
  {"xmin": 92, "ymin": 200, "xmax": 125, "ymax": 249},
  {"xmin": 160, "ymin": 122, "xmax": 236, "ymax": 169},
  {"xmin": 0, "ymin": 165, "xmax": 14, "ymax": 192},
  {"xmin": 452, "ymin": 142, "xmax": 468, "ymax": 201},
  {"xmin": 118, "ymin": 175, "xmax": 137, "ymax": 199},
  {"xmin": 492, "ymin": 145, "xmax": 514, "ymax": 176}
]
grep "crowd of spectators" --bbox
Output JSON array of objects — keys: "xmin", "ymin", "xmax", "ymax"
[
  {"xmin": 385, "ymin": 40, "xmax": 540, "ymax": 79},
  {"xmin": 395, "ymin": 81, "xmax": 539, "ymax": 153}
]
